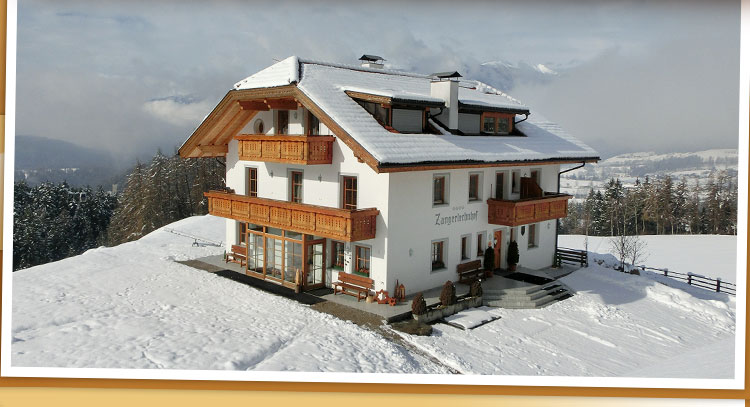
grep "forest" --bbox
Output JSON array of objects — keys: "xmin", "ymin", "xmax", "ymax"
[
  {"xmin": 559, "ymin": 171, "xmax": 738, "ymax": 237},
  {"xmin": 13, "ymin": 152, "xmax": 224, "ymax": 271}
]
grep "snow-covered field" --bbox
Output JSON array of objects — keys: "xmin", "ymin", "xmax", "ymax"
[
  {"xmin": 559, "ymin": 235, "xmax": 738, "ymax": 283},
  {"xmin": 9, "ymin": 215, "xmax": 445, "ymax": 373},
  {"xmin": 9, "ymin": 215, "xmax": 737, "ymax": 380}
]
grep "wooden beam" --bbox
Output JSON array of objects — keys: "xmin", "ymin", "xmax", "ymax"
[
  {"xmin": 344, "ymin": 90, "xmax": 392, "ymax": 106},
  {"xmin": 238, "ymin": 100, "xmax": 270, "ymax": 111},
  {"xmin": 265, "ymin": 98, "xmax": 298, "ymax": 110},
  {"xmin": 197, "ymin": 145, "xmax": 228, "ymax": 155}
]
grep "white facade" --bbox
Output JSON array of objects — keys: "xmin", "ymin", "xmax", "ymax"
[{"xmin": 223, "ymin": 104, "xmax": 564, "ymax": 294}]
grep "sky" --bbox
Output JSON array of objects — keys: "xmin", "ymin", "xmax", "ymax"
[{"xmin": 13, "ymin": 0, "xmax": 742, "ymax": 164}]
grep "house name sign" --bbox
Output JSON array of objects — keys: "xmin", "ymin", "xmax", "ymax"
[{"xmin": 434, "ymin": 206, "xmax": 479, "ymax": 226}]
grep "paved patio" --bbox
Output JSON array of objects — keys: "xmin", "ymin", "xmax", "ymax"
[{"xmin": 183, "ymin": 254, "xmax": 579, "ymax": 322}]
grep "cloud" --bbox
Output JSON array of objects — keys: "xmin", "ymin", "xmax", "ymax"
[{"xmin": 142, "ymin": 96, "xmax": 213, "ymax": 127}]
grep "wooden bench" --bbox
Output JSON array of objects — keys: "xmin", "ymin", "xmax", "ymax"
[
  {"xmin": 226, "ymin": 244, "xmax": 247, "ymax": 267},
  {"xmin": 457, "ymin": 260, "xmax": 483, "ymax": 284},
  {"xmin": 333, "ymin": 273, "xmax": 374, "ymax": 302}
]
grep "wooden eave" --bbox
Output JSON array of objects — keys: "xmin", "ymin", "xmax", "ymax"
[
  {"xmin": 344, "ymin": 90, "xmax": 445, "ymax": 109},
  {"xmin": 179, "ymin": 85, "xmax": 300, "ymax": 159}
]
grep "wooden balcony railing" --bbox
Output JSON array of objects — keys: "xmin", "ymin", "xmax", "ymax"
[
  {"xmin": 235, "ymin": 134, "xmax": 335, "ymax": 164},
  {"xmin": 487, "ymin": 194, "xmax": 572, "ymax": 226},
  {"xmin": 205, "ymin": 191, "xmax": 378, "ymax": 242}
]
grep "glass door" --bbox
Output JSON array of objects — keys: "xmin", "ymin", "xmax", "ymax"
[
  {"xmin": 305, "ymin": 241, "xmax": 325, "ymax": 289},
  {"xmin": 265, "ymin": 237, "xmax": 283, "ymax": 281}
]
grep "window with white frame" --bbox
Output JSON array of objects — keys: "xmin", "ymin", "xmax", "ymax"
[
  {"xmin": 528, "ymin": 223, "xmax": 538, "ymax": 249},
  {"xmin": 460, "ymin": 234, "xmax": 471, "ymax": 260},
  {"xmin": 468, "ymin": 172, "xmax": 482, "ymax": 202}
]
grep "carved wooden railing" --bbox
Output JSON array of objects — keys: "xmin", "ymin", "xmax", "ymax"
[
  {"xmin": 487, "ymin": 194, "xmax": 571, "ymax": 226},
  {"xmin": 205, "ymin": 191, "xmax": 378, "ymax": 242},
  {"xmin": 235, "ymin": 134, "xmax": 335, "ymax": 164}
]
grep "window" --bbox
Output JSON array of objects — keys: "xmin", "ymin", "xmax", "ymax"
[
  {"xmin": 342, "ymin": 176, "xmax": 357, "ymax": 210},
  {"xmin": 433, "ymin": 174, "xmax": 448, "ymax": 205},
  {"xmin": 431, "ymin": 240, "xmax": 445, "ymax": 271},
  {"xmin": 512, "ymin": 170, "xmax": 520, "ymax": 194},
  {"xmin": 495, "ymin": 172, "xmax": 505, "ymax": 200},
  {"xmin": 290, "ymin": 171, "xmax": 303, "ymax": 203},
  {"xmin": 354, "ymin": 245, "xmax": 371, "ymax": 276},
  {"xmin": 238, "ymin": 222, "xmax": 247, "ymax": 245},
  {"xmin": 476, "ymin": 232, "xmax": 484, "ymax": 256},
  {"xmin": 468, "ymin": 172, "xmax": 481, "ymax": 202},
  {"xmin": 391, "ymin": 107, "xmax": 425, "ymax": 133},
  {"xmin": 356, "ymin": 100, "xmax": 391, "ymax": 127},
  {"xmin": 461, "ymin": 235, "xmax": 470, "ymax": 260},
  {"xmin": 331, "ymin": 241, "xmax": 345, "ymax": 270},
  {"xmin": 277, "ymin": 110, "xmax": 289, "ymax": 134},
  {"xmin": 307, "ymin": 111, "xmax": 320, "ymax": 135},
  {"xmin": 481, "ymin": 112, "xmax": 512, "ymax": 135},
  {"xmin": 246, "ymin": 167, "xmax": 257, "ymax": 197},
  {"xmin": 528, "ymin": 223, "xmax": 538, "ymax": 249},
  {"xmin": 253, "ymin": 119, "xmax": 265, "ymax": 134}
]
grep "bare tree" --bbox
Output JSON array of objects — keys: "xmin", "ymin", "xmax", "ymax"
[{"xmin": 627, "ymin": 235, "xmax": 649, "ymax": 269}]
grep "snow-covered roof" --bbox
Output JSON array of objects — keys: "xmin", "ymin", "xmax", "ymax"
[{"xmin": 231, "ymin": 56, "xmax": 598, "ymax": 166}]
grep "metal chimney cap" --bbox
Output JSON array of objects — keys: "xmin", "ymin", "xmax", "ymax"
[{"xmin": 431, "ymin": 71, "xmax": 462, "ymax": 79}]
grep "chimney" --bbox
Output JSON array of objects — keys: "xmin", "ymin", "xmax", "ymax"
[
  {"xmin": 430, "ymin": 71, "xmax": 462, "ymax": 131},
  {"xmin": 359, "ymin": 54, "xmax": 385, "ymax": 69}
]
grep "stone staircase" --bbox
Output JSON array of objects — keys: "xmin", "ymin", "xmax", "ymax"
[{"xmin": 483, "ymin": 280, "xmax": 574, "ymax": 309}]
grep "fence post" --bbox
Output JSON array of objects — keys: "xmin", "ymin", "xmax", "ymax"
[
  {"xmin": 687, "ymin": 272, "xmax": 692, "ymax": 286},
  {"xmin": 716, "ymin": 277, "xmax": 721, "ymax": 293}
]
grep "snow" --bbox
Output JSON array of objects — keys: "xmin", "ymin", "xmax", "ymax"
[
  {"xmin": 444, "ymin": 307, "xmax": 502, "ymax": 330},
  {"xmin": 9, "ymin": 216, "xmax": 737, "ymax": 381},
  {"xmin": 400, "ymin": 265, "xmax": 735, "ymax": 378},
  {"xmin": 234, "ymin": 57, "xmax": 598, "ymax": 165},
  {"xmin": 10, "ymin": 215, "xmax": 445, "ymax": 373},
  {"xmin": 559, "ymin": 235, "xmax": 738, "ymax": 283}
]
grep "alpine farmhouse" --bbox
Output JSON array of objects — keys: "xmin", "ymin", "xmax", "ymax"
[{"xmin": 179, "ymin": 55, "xmax": 599, "ymax": 295}]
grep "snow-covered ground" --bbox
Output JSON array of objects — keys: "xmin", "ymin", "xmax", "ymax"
[
  {"xmin": 401, "ymin": 261, "xmax": 735, "ymax": 378},
  {"xmin": 559, "ymin": 234, "xmax": 738, "ymax": 283},
  {"xmin": 9, "ymin": 215, "xmax": 445, "ymax": 373},
  {"xmin": 9, "ymin": 215, "xmax": 736, "ymax": 380}
]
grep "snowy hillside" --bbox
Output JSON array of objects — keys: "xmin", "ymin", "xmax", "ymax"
[
  {"xmin": 560, "ymin": 235, "xmax": 738, "ymax": 283},
  {"xmin": 560, "ymin": 148, "xmax": 738, "ymax": 199},
  {"xmin": 10, "ymin": 215, "xmax": 736, "ymax": 381}
]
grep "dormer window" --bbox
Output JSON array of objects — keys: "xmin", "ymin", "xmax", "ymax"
[
  {"xmin": 356, "ymin": 100, "xmax": 391, "ymax": 127},
  {"xmin": 481, "ymin": 112, "xmax": 513, "ymax": 135}
]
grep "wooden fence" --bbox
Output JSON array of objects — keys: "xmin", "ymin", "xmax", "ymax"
[{"xmin": 639, "ymin": 266, "xmax": 736, "ymax": 296}]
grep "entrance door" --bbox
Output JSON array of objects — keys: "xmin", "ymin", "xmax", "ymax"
[
  {"xmin": 493, "ymin": 230, "xmax": 502, "ymax": 270},
  {"xmin": 305, "ymin": 241, "xmax": 325, "ymax": 290}
]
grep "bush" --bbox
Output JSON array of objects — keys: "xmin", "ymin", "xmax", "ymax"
[
  {"xmin": 470, "ymin": 280, "xmax": 483, "ymax": 297},
  {"xmin": 440, "ymin": 281, "xmax": 456, "ymax": 306},
  {"xmin": 411, "ymin": 292, "xmax": 427, "ymax": 315},
  {"xmin": 507, "ymin": 240, "xmax": 520, "ymax": 266}
]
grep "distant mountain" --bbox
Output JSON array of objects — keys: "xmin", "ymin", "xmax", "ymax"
[
  {"xmin": 14, "ymin": 135, "xmax": 125, "ymax": 188},
  {"xmin": 472, "ymin": 60, "xmax": 567, "ymax": 91},
  {"xmin": 560, "ymin": 148, "xmax": 738, "ymax": 199}
]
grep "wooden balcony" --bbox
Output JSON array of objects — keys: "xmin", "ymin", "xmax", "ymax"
[
  {"xmin": 205, "ymin": 191, "xmax": 378, "ymax": 242},
  {"xmin": 235, "ymin": 134, "xmax": 335, "ymax": 164},
  {"xmin": 487, "ymin": 194, "xmax": 572, "ymax": 226}
]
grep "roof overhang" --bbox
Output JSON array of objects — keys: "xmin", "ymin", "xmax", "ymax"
[
  {"xmin": 344, "ymin": 90, "xmax": 445, "ymax": 109},
  {"xmin": 376, "ymin": 156, "xmax": 600, "ymax": 173},
  {"xmin": 458, "ymin": 101, "xmax": 530, "ymax": 115},
  {"xmin": 179, "ymin": 85, "xmax": 300, "ymax": 159}
]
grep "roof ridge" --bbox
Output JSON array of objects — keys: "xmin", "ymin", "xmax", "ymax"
[{"xmin": 297, "ymin": 57, "xmax": 433, "ymax": 80}]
